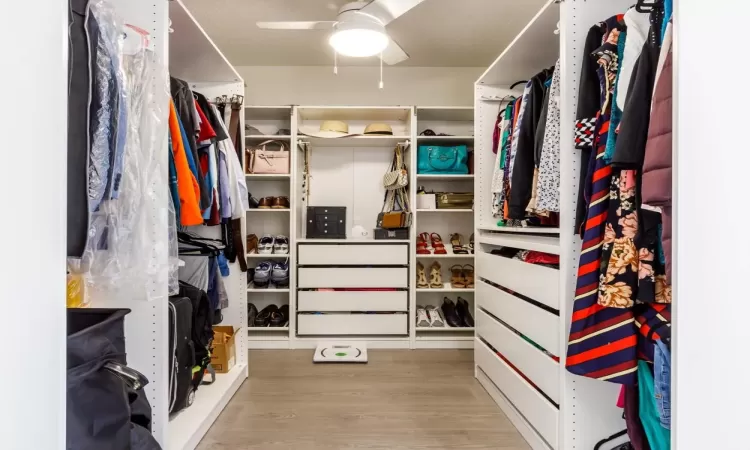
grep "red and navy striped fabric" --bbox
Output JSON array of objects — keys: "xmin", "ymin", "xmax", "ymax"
[{"xmin": 566, "ymin": 15, "xmax": 642, "ymax": 385}]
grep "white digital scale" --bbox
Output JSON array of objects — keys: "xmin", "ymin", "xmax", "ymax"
[{"xmin": 313, "ymin": 342, "xmax": 368, "ymax": 363}]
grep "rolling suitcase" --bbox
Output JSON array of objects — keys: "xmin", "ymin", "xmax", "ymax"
[{"xmin": 169, "ymin": 296, "xmax": 195, "ymax": 413}]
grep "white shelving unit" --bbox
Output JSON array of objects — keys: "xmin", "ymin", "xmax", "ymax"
[
  {"xmin": 244, "ymin": 105, "xmax": 295, "ymax": 349},
  {"xmin": 473, "ymin": 1, "xmax": 633, "ymax": 450},
  {"xmin": 412, "ymin": 106, "xmax": 476, "ymax": 349},
  {"xmin": 93, "ymin": 1, "xmax": 248, "ymax": 449}
]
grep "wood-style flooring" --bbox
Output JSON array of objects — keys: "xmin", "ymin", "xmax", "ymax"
[{"xmin": 196, "ymin": 350, "xmax": 530, "ymax": 450}]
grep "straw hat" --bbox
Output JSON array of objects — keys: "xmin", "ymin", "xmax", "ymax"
[
  {"xmin": 363, "ymin": 123, "xmax": 393, "ymax": 135},
  {"xmin": 298, "ymin": 120, "xmax": 357, "ymax": 138}
]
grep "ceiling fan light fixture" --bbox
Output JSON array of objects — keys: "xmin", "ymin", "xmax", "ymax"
[{"xmin": 328, "ymin": 19, "xmax": 388, "ymax": 58}]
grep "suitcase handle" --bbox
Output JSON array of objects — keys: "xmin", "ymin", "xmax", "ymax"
[{"xmin": 105, "ymin": 361, "xmax": 150, "ymax": 391}]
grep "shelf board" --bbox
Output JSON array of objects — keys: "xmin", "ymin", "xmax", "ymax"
[
  {"xmin": 248, "ymin": 326, "xmax": 289, "ymax": 332},
  {"xmin": 416, "ymin": 335, "xmax": 475, "ymax": 342},
  {"xmin": 168, "ymin": 0, "xmax": 240, "ymax": 84},
  {"xmin": 416, "ymin": 136, "xmax": 475, "ymax": 144},
  {"xmin": 417, "ymin": 174, "xmax": 474, "ymax": 181},
  {"xmin": 245, "ymin": 135, "xmax": 292, "ymax": 140},
  {"xmin": 299, "ymin": 135, "xmax": 411, "ymax": 147},
  {"xmin": 297, "ymin": 238, "xmax": 410, "ymax": 244},
  {"xmin": 417, "ymin": 209, "xmax": 473, "ymax": 213},
  {"xmin": 245, "ymin": 253, "xmax": 290, "ymax": 258},
  {"xmin": 246, "ymin": 286, "xmax": 290, "ymax": 293},
  {"xmin": 416, "ymin": 106, "xmax": 474, "ymax": 122},
  {"xmin": 297, "ymin": 106, "xmax": 411, "ymax": 122},
  {"xmin": 478, "ymin": 225, "xmax": 560, "ymax": 234},
  {"xmin": 245, "ymin": 173, "xmax": 290, "ymax": 180},
  {"xmin": 167, "ymin": 363, "xmax": 246, "ymax": 450},
  {"xmin": 477, "ymin": 233, "xmax": 560, "ymax": 255},
  {"xmin": 244, "ymin": 106, "xmax": 292, "ymax": 120},
  {"xmin": 416, "ymin": 251, "xmax": 475, "ymax": 259},
  {"xmin": 477, "ymin": 0, "xmax": 559, "ymax": 86},
  {"xmin": 416, "ymin": 327, "xmax": 475, "ymax": 332},
  {"xmin": 417, "ymin": 283, "xmax": 475, "ymax": 293},
  {"xmin": 245, "ymin": 208, "xmax": 290, "ymax": 212}
]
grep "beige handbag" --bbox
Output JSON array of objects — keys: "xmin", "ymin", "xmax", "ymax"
[
  {"xmin": 383, "ymin": 145, "xmax": 408, "ymax": 191},
  {"xmin": 247, "ymin": 140, "xmax": 290, "ymax": 174}
]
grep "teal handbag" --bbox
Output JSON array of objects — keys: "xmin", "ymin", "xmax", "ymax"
[{"xmin": 417, "ymin": 145, "xmax": 469, "ymax": 174}]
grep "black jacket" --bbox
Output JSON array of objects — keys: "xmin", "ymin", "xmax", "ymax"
[{"xmin": 508, "ymin": 68, "xmax": 552, "ymax": 219}]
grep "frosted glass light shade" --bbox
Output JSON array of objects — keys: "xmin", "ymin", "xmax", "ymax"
[{"xmin": 329, "ymin": 28, "xmax": 388, "ymax": 57}]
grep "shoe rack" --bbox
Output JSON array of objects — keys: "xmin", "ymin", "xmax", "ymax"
[
  {"xmin": 244, "ymin": 106, "xmax": 296, "ymax": 348},
  {"xmin": 411, "ymin": 107, "xmax": 475, "ymax": 349}
]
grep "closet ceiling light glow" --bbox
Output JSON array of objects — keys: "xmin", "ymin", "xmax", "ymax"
[{"xmin": 329, "ymin": 25, "xmax": 388, "ymax": 57}]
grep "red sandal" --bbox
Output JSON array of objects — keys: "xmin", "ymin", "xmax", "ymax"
[
  {"xmin": 430, "ymin": 233, "xmax": 448, "ymax": 255},
  {"xmin": 417, "ymin": 232, "xmax": 431, "ymax": 254}
]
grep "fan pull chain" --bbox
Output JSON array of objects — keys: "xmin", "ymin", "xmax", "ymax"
[
  {"xmin": 334, "ymin": 50, "xmax": 338, "ymax": 75},
  {"xmin": 379, "ymin": 52, "xmax": 384, "ymax": 89}
]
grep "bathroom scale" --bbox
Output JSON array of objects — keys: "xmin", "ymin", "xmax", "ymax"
[{"xmin": 313, "ymin": 342, "xmax": 368, "ymax": 363}]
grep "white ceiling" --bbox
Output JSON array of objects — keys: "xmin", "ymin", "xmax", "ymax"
[{"xmin": 181, "ymin": 0, "xmax": 549, "ymax": 67}]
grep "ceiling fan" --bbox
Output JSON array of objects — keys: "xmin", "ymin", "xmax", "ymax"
[{"xmin": 256, "ymin": 0, "xmax": 427, "ymax": 65}]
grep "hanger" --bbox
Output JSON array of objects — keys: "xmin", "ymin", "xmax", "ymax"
[
  {"xmin": 593, "ymin": 429, "xmax": 630, "ymax": 450},
  {"xmin": 178, "ymin": 232, "xmax": 225, "ymax": 256},
  {"xmin": 509, "ymin": 80, "xmax": 528, "ymax": 90}
]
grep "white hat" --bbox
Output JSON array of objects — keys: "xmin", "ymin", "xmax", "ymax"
[{"xmin": 298, "ymin": 120, "xmax": 358, "ymax": 138}]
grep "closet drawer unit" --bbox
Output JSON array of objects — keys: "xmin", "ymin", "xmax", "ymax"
[
  {"xmin": 477, "ymin": 252, "xmax": 559, "ymax": 310},
  {"xmin": 477, "ymin": 280, "xmax": 559, "ymax": 355},
  {"xmin": 298, "ymin": 267, "xmax": 408, "ymax": 288},
  {"xmin": 475, "ymin": 339, "xmax": 559, "ymax": 448},
  {"xmin": 297, "ymin": 313, "xmax": 408, "ymax": 335},
  {"xmin": 298, "ymin": 290, "xmax": 408, "ymax": 312},
  {"xmin": 477, "ymin": 309, "xmax": 560, "ymax": 404},
  {"xmin": 298, "ymin": 244, "xmax": 408, "ymax": 266}
]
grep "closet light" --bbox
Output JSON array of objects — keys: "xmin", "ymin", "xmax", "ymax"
[{"xmin": 329, "ymin": 19, "xmax": 388, "ymax": 57}]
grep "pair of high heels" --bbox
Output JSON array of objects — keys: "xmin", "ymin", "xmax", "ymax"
[
  {"xmin": 449, "ymin": 265, "xmax": 474, "ymax": 289},
  {"xmin": 416, "ymin": 261, "xmax": 443, "ymax": 288}
]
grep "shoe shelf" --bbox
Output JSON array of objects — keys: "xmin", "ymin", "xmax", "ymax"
[
  {"xmin": 477, "ymin": 225, "xmax": 560, "ymax": 234},
  {"xmin": 416, "ymin": 249, "xmax": 475, "ymax": 259},
  {"xmin": 245, "ymin": 208, "xmax": 290, "ymax": 212},
  {"xmin": 246, "ymin": 285, "xmax": 290, "ymax": 293},
  {"xmin": 416, "ymin": 283, "xmax": 475, "ymax": 293},
  {"xmin": 417, "ymin": 209, "xmax": 473, "ymax": 213},
  {"xmin": 247, "ymin": 326, "xmax": 289, "ymax": 332},
  {"xmin": 245, "ymin": 253, "xmax": 290, "ymax": 259},
  {"xmin": 245, "ymin": 173, "xmax": 291, "ymax": 180},
  {"xmin": 416, "ymin": 326, "xmax": 475, "ymax": 332}
]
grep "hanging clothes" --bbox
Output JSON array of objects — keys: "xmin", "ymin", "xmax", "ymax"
[
  {"xmin": 638, "ymin": 361, "xmax": 671, "ymax": 450},
  {"xmin": 211, "ymin": 103, "xmax": 249, "ymax": 218},
  {"xmin": 616, "ymin": 8, "xmax": 651, "ymax": 112},
  {"xmin": 491, "ymin": 101, "xmax": 515, "ymax": 217},
  {"xmin": 168, "ymin": 100, "xmax": 203, "ymax": 226},
  {"xmin": 535, "ymin": 60, "xmax": 562, "ymax": 213},
  {"xmin": 171, "ymin": 78, "xmax": 210, "ymax": 209}
]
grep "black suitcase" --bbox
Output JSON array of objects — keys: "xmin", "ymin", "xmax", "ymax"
[
  {"xmin": 178, "ymin": 281, "xmax": 215, "ymax": 389},
  {"xmin": 169, "ymin": 296, "xmax": 195, "ymax": 413}
]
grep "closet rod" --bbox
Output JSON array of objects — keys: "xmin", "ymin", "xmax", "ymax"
[{"xmin": 297, "ymin": 139, "xmax": 411, "ymax": 147}]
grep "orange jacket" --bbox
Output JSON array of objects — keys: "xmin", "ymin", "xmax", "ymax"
[{"xmin": 169, "ymin": 100, "xmax": 203, "ymax": 226}]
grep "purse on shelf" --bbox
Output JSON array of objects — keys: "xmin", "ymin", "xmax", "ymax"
[
  {"xmin": 417, "ymin": 144, "xmax": 469, "ymax": 174},
  {"xmin": 383, "ymin": 144, "xmax": 408, "ymax": 190},
  {"xmin": 246, "ymin": 140, "xmax": 290, "ymax": 174},
  {"xmin": 437, "ymin": 192, "xmax": 473, "ymax": 209},
  {"xmin": 377, "ymin": 188, "xmax": 412, "ymax": 229}
]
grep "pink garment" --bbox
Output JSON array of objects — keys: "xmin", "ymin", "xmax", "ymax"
[{"xmin": 617, "ymin": 385, "xmax": 626, "ymax": 408}]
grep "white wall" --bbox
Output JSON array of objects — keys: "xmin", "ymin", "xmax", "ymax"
[{"xmin": 238, "ymin": 65, "xmax": 483, "ymax": 106}]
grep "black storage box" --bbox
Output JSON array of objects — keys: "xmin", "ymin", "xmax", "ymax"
[
  {"xmin": 374, "ymin": 227, "xmax": 409, "ymax": 240},
  {"xmin": 306, "ymin": 206, "xmax": 346, "ymax": 239}
]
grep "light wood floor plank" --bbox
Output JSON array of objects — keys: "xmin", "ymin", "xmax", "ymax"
[{"xmin": 197, "ymin": 350, "xmax": 530, "ymax": 450}]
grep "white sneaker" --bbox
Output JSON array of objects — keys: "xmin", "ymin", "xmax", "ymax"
[
  {"xmin": 258, "ymin": 234, "xmax": 275, "ymax": 254},
  {"xmin": 416, "ymin": 308, "xmax": 430, "ymax": 327},
  {"xmin": 274, "ymin": 235, "xmax": 289, "ymax": 254},
  {"xmin": 426, "ymin": 306, "xmax": 444, "ymax": 327}
]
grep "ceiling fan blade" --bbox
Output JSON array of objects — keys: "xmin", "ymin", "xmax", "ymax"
[
  {"xmin": 360, "ymin": 0, "xmax": 426, "ymax": 26},
  {"xmin": 381, "ymin": 37, "xmax": 409, "ymax": 65},
  {"xmin": 256, "ymin": 21, "xmax": 336, "ymax": 30}
]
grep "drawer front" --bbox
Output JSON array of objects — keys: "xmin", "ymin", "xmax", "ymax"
[
  {"xmin": 477, "ymin": 280, "xmax": 559, "ymax": 355},
  {"xmin": 298, "ymin": 290, "xmax": 408, "ymax": 312},
  {"xmin": 298, "ymin": 267, "xmax": 408, "ymax": 288},
  {"xmin": 475, "ymin": 339, "xmax": 559, "ymax": 447},
  {"xmin": 298, "ymin": 244, "xmax": 408, "ymax": 266},
  {"xmin": 297, "ymin": 313, "xmax": 408, "ymax": 335},
  {"xmin": 477, "ymin": 310, "xmax": 560, "ymax": 404},
  {"xmin": 477, "ymin": 252, "xmax": 559, "ymax": 310}
]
